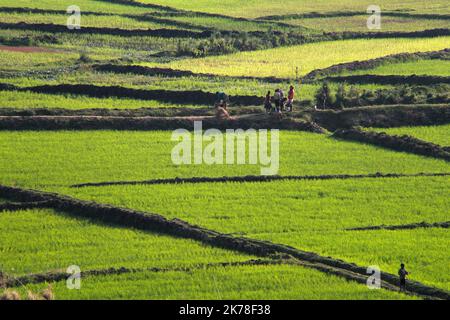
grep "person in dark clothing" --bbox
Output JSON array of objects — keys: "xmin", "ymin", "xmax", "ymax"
[
  {"xmin": 264, "ymin": 91, "xmax": 272, "ymax": 113},
  {"xmin": 398, "ymin": 263, "xmax": 409, "ymax": 292},
  {"xmin": 215, "ymin": 91, "xmax": 229, "ymax": 109},
  {"xmin": 273, "ymin": 89, "xmax": 281, "ymax": 112},
  {"xmin": 279, "ymin": 89, "xmax": 285, "ymax": 111}
]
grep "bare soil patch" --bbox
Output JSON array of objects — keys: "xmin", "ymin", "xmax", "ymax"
[{"xmin": 0, "ymin": 45, "xmax": 57, "ymax": 53}]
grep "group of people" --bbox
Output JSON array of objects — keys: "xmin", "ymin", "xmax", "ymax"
[
  {"xmin": 214, "ymin": 86, "xmax": 296, "ymax": 117},
  {"xmin": 264, "ymin": 85, "xmax": 295, "ymax": 114}
]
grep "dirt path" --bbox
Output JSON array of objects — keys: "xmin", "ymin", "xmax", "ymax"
[
  {"xmin": 0, "ymin": 114, "xmax": 325, "ymax": 132},
  {"xmin": 1, "ymin": 184, "xmax": 448, "ymax": 300},
  {"xmin": 0, "ymin": 45, "xmax": 57, "ymax": 53},
  {"xmin": 71, "ymin": 172, "xmax": 450, "ymax": 188}
]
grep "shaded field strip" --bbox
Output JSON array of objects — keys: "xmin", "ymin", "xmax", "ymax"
[
  {"xmin": 70, "ymin": 172, "xmax": 450, "ymax": 188},
  {"xmin": 303, "ymin": 49, "xmax": 450, "ymax": 81},
  {"xmin": 127, "ymin": 13, "xmax": 300, "ymax": 34},
  {"xmin": 333, "ymin": 128, "xmax": 450, "ymax": 161},
  {"xmin": 0, "ymin": 114, "xmax": 324, "ymax": 133},
  {"xmin": 0, "ymin": 7, "xmax": 211, "ymax": 33},
  {"xmin": 311, "ymin": 104, "xmax": 450, "ymax": 130},
  {"xmin": 1, "ymin": 23, "xmax": 448, "ymax": 44},
  {"xmin": 98, "ymin": 0, "xmax": 307, "ymax": 30},
  {"xmin": 92, "ymin": 64, "xmax": 291, "ymax": 83},
  {"xmin": 0, "ymin": 185, "xmax": 448, "ymax": 300},
  {"xmin": 0, "ymin": 107, "xmax": 261, "ymax": 117},
  {"xmin": 0, "ymin": 7, "xmax": 294, "ymax": 36},
  {"xmin": 0, "ymin": 6, "xmax": 119, "ymax": 17},
  {"xmin": 259, "ymin": 11, "xmax": 450, "ymax": 21},
  {"xmin": 320, "ymin": 28, "xmax": 450, "ymax": 41},
  {"xmin": 325, "ymin": 75, "xmax": 450, "ymax": 85},
  {"xmin": 0, "ymin": 83, "xmax": 262, "ymax": 106},
  {"xmin": 347, "ymin": 221, "xmax": 450, "ymax": 231},
  {"xmin": 1, "ymin": 259, "xmax": 282, "ymax": 288},
  {"xmin": 0, "ymin": 201, "xmax": 54, "ymax": 212},
  {"xmin": 0, "ymin": 22, "xmax": 212, "ymax": 39}
]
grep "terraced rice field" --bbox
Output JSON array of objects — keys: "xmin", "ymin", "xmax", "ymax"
[
  {"xmin": 137, "ymin": 0, "xmax": 450, "ymax": 17},
  {"xmin": 0, "ymin": 91, "xmax": 203, "ymax": 110},
  {"xmin": 63, "ymin": 176, "xmax": 450, "ymax": 290},
  {"xmin": 0, "ymin": 13, "xmax": 175, "ymax": 30},
  {"xmin": 0, "ymin": 208, "xmax": 253, "ymax": 276},
  {"xmin": 0, "ymin": 130, "xmax": 449, "ymax": 189},
  {"xmin": 283, "ymin": 16, "xmax": 450, "ymax": 32},
  {"xmin": 0, "ymin": 0, "xmax": 449, "ymax": 302},
  {"xmin": 342, "ymin": 59, "xmax": 450, "ymax": 77},
  {"xmin": 146, "ymin": 37, "xmax": 450, "ymax": 78},
  {"xmin": 372, "ymin": 124, "xmax": 450, "ymax": 146},
  {"xmin": 13, "ymin": 264, "xmax": 411, "ymax": 300}
]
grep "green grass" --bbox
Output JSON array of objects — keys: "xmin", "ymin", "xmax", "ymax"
[
  {"xmin": 372, "ymin": 124, "xmax": 450, "ymax": 146},
  {"xmin": 137, "ymin": 0, "xmax": 450, "ymax": 17},
  {"xmin": 0, "ymin": 12, "xmax": 175, "ymax": 30},
  {"xmin": 0, "ymin": 29, "xmax": 183, "ymax": 60},
  {"xmin": 0, "ymin": 50, "xmax": 79, "ymax": 72},
  {"xmin": 0, "ymin": 91, "xmax": 202, "ymax": 110},
  {"xmin": 0, "ymin": 208, "xmax": 253, "ymax": 276},
  {"xmin": 13, "ymin": 264, "xmax": 414, "ymax": 300},
  {"xmin": 63, "ymin": 176, "xmax": 450, "ymax": 291},
  {"xmin": 0, "ymin": 0, "xmax": 159, "ymax": 15},
  {"xmin": 168, "ymin": 15, "xmax": 298, "ymax": 32},
  {"xmin": 0, "ymin": 131, "xmax": 449, "ymax": 189},
  {"xmin": 0, "ymin": 67, "xmax": 391, "ymax": 103},
  {"xmin": 144, "ymin": 37, "xmax": 450, "ymax": 78},
  {"xmin": 284, "ymin": 15, "xmax": 450, "ymax": 32},
  {"xmin": 342, "ymin": 59, "xmax": 450, "ymax": 77}
]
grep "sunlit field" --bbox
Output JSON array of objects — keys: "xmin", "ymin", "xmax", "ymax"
[
  {"xmin": 0, "ymin": 0, "xmax": 449, "ymax": 301},
  {"xmin": 145, "ymin": 37, "xmax": 450, "ymax": 78},
  {"xmin": 372, "ymin": 124, "xmax": 450, "ymax": 146},
  {"xmin": 137, "ymin": 0, "xmax": 450, "ymax": 17}
]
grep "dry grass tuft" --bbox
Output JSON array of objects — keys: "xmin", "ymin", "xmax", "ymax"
[
  {"xmin": 1, "ymin": 290, "xmax": 21, "ymax": 300},
  {"xmin": 41, "ymin": 285, "xmax": 54, "ymax": 301}
]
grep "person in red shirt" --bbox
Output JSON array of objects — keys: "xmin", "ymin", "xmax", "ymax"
[{"xmin": 287, "ymin": 85, "xmax": 295, "ymax": 112}]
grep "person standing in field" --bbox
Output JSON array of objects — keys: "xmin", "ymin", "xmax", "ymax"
[
  {"xmin": 273, "ymin": 89, "xmax": 281, "ymax": 112},
  {"xmin": 287, "ymin": 85, "xmax": 295, "ymax": 112},
  {"xmin": 279, "ymin": 88, "xmax": 285, "ymax": 111},
  {"xmin": 264, "ymin": 90, "xmax": 272, "ymax": 113},
  {"xmin": 398, "ymin": 263, "xmax": 409, "ymax": 292}
]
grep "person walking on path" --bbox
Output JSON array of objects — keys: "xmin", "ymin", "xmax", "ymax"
[
  {"xmin": 398, "ymin": 263, "xmax": 409, "ymax": 292},
  {"xmin": 286, "ymin": 85, "xmax": 295, "ymax": 112}
]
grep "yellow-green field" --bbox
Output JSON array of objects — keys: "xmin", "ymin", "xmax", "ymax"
[
  {"xmin": 0, "ymin": 0, "xmax": 449, "ymax": 301},
  {"xmin": 137, "ymin": 0, "xmax": 450, "ymax": 17},
  {"xmin": 143, "ymin": 37, "xmax": 450, "ymax": 78}
]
